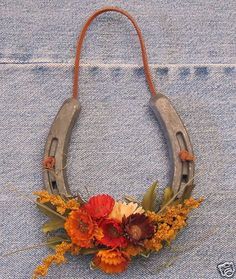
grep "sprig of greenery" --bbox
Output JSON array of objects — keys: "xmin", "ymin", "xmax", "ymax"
[{"xmin": 141, "ymin": 181, "xmax": 158, "ymax": 211}]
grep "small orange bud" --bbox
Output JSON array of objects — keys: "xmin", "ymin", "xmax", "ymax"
[
  {"xmin": 179, "ymin": 150, "xmax": 195, "ymax": 161},
  {"xmin": 43, "ymin": 156, "xmax": 55, "ymax": 169}
]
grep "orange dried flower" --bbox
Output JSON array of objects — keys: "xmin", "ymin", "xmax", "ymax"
[
  {"xmin": 33, "ymin": 242, "xmax": 72, "ymax": 278},
  {"xmin": 179, "ymin": 150, "xmax": 195, "ymax": 161},
  {"xmin": 93, "ymin": 249, "xmax": 130, "ymax": 274},
  {"xmin": 64, "ymin": 209, "xmax": 102, "ymax": 248},
  {"xmin": 124, "ymin": 244, "xmax": 144, "ymax": 257},
  {"xmin": 84, "ymin": 194, "xmax": 115, "ymax": 219},
  {"xmin": 43, "ymin": 156, "xmax": 55, "ymax": 169}
]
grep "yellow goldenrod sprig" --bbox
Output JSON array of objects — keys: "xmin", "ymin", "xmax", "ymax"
[
  {"xmin": 33, "ymin": 241, "xmax": 80, "ymax": 279},
  {"xmin": 144, "ymin": 197, "xmax": 203, "ymax": 251},
  {"xmin": 34, "ymin": 191, "xmax": 80, "ymax": 215}
]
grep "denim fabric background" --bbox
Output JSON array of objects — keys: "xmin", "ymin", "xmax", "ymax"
[{"xmin": 0, "ymin": 1, "xmax": 235, "ymax": 279}]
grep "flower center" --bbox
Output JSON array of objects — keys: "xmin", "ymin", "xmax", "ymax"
[
  {"xmin": 107, "ymin": 224, "xmax": 120, "ymax": 238},
  {"xmin": 78, "ymin": 220, "xmax": 88, "ymax": 233},
  {"xmin": 129, "ymin": 225, "xmax": 142, "ymax": 240}
]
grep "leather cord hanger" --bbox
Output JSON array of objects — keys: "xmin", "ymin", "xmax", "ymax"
[{"xmin": 72, "ymin": 6, "xmax": 158, "ymax": 99}]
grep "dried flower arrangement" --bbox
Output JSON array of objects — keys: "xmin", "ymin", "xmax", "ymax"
[{"xmin": 33, "ymin": 181, "xmax": 203, "ymax": 278}]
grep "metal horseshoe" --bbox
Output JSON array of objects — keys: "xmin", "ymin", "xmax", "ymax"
[
  {"xmin": 43, "ymin": 94, "xmax": 194, "ymax": 201},
  {"xmin": 43, "ymin": 98, "xmax": 80, "ymax": 199},
  {"xmin": 150, "ymin": 94, "xmax": 195, "ymax": 199},
  {"xmin": 42, "ymin": 7, "xmax": 195, "ymax": 202}
]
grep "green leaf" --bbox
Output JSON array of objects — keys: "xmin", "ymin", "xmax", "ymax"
[
  {"xmin": 161, "ymin": 187, "xmax": 174, "ymax": 208},
  {"xmin": 80, "ymin": 247, "xmax": 102, "ymax": 255},
  {"xmin": 141, "ymin": 181, "xmax": 158, "ymax": 211},
  {"xmin": 46, "ymin": 236, "xmax": 70, "ymax": 250},
  {"xmin": 42, "ymin": 219, "xmax": 65, "ymax": 233},
  {"xmin": 36, "ymin": 203, "xmax": 65, "ymax": 220}
]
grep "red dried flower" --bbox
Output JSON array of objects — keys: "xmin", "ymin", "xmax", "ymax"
[
  {"xmin": 99, "ymin": 219, "xmax": 127, "ymax": 248},
  {"xmin": 84, "ymin": 194, "xmax": 115, "ymax": 219},
  {"xmin": 123, "ymin": 213, "xmax": 155, "ymax": 245}
]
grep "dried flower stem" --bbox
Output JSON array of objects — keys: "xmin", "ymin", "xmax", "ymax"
[
  {"xmin": 158, "ymin": 173, "xmax": 200, "ymax": 214},
  {"xmin": 6, "ymin": 184, "xmax": 66, "ymax": 220},
  {"xmin": 124, "ymin": 195, "xmax": 139, "ymax": 203},
  {"xmin": 2, "ymin": 239, "xmax": 70, "ymax": 257}
]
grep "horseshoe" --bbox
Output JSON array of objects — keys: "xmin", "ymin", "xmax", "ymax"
[
  {"xmin": 150, "ymin": 94, "xmax": 195, "ymax": 199},
  {"xmin": 43, "ymin": 98, "xmax": 80, "ymax": 199},
  {"xmin": 43, "ymin": 7, "xmax": 195, "ymax": 202}
]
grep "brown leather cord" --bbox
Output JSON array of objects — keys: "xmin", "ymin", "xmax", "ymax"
[{"xmin": 72, "ymin": 7, "xmax": 158, "ymax": 99}]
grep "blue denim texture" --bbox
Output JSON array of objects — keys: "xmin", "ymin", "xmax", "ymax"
[{"xmin": 0, "ymin": 1, "xmax": 235, "ymax": 279}]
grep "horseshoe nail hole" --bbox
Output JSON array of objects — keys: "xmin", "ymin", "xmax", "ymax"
[
  {"xmin": 182, "ymin": 174, "xmax": 188, "ymax": 183},
  {"xmin": 51, "ymin": 180, "xmax": 58, "ymax": 190},
  {"xmin": 50, "ymin": 138, "xmax": 58, "ymax": 156}
]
